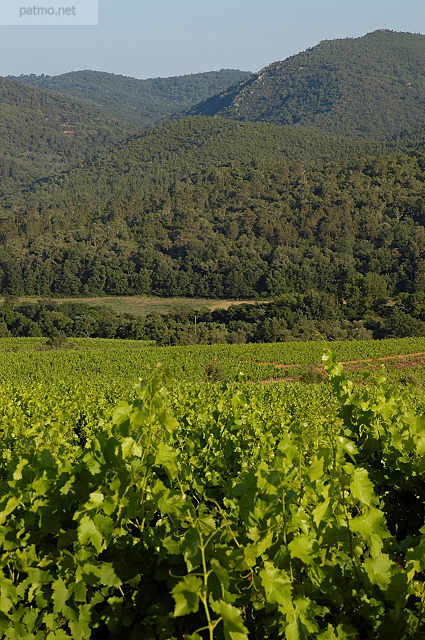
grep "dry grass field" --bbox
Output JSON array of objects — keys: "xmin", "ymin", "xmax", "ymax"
[{"xmin": 2, "ymin": 296, "xmax": 266, "ymax": 316}]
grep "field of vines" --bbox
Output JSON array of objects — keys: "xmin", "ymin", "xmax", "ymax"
[{"xmin": 1, "ymin": 337, "xmax": 425, "ymax": 638}]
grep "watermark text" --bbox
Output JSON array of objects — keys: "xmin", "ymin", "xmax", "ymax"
[{"xmin": 0, "ymin": 0, "xmax": 98, "ymax": 25}]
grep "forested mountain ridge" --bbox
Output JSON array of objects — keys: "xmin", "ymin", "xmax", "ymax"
[
  {"xmin": 8, "ymin": 69, "xmax": 252, "ymax": 128},
  {"xmin": 189, "ymin": 30, "xmax": 425, "ymax": 140},
  {"xmin": 0, "ymin": 76, "xmax": 137, "ymax": 192},
  {"xmin": 1, "ymin": 111, "xmax": 425, "ymax": 308}
]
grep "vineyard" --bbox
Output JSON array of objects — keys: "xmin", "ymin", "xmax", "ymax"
[{"xmin": 1, "ymin": 337, "xmax": 425, "ymax": 638}]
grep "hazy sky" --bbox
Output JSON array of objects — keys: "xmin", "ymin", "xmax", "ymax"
[{"xmin": 1, "ymin": 0, "xmax": 424, "ymax": 78}]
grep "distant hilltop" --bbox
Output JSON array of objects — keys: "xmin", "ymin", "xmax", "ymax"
[
  {"xmin": 8, "ymin": 69, "xmax": 252, "ymax": 128},
  {"xmin": 188, "ymin": 30, "xmax": 425, "ymax": 140}
]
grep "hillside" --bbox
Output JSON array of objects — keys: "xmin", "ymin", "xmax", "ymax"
[
  {"xmin": 0, "ymin": 114, "xmax": 424, "ymax": 306},
  {"xmin": 189, "ymin": 30, "xmax": 425, "ymax": 140},
  {"xmin": 9, "ymin": 69, "xmax": 252, "ymax": 128},
  {"xmin": 0, "ymin": 77, "xmax": 136, "ymax": 192},
  {"xmin": 1, "ymin": 114, "xmax": 380, "ymax": 209}
]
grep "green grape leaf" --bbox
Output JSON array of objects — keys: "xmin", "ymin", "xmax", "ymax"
[
  {"xmin": 312, "ymin": 497, "xmax": 331, "ymax": 527},
  {"xmin": 308, "ymin": 457, "xmax": 324, "ymax": 482},
  {"xmin": 350, "ymin": 468, "xmax": 375, "ymax": 506},
  {"xmin": 363, "ymin": 553, "xmax": 393, "ymax": 589},
  {"xmin": 260, "ymin": 561, "xmax": 292, "ymax": 606},
  {"xmin": 47, "ymin": 631, "xmax": 71, "ymax": 640},
  {"xmin": 213, "ymin": 600, "xmax": 249, "ymax": 640},
  {"xmin": 417, "ymin": 433, "xmax": 425, "ymax": 456},
  {"xmin": 89, "ymin": 491, "xmax": 104, "ymax": 505},
  {"xmin": 285, "ymin": 597, "xmax": 324, "ymax": 640},
  {"xmin": 182, "ymin": 527, "xmax": 202, "ymax": 571},
  {"xmin": 77, "ymin": 516, "xmax": 104, "ymax": 553},
  {"xmin": 351, "ymin": 507, "xmax": 389, "ymax": 557},
  {"xmin": 52, "ymin": 578, "xmax": 70, "ymax": 614},
  {"xmin": 0, "ymin": 496, "xmax": 21, "ymax": 526},
  {"xmin": 172, "ymin": 576, "xmax": 202, "ymax": 617},
  {"xmin": 317, "ymin": 623, "xmax": 358, "ymax": 639},
  {"xmin": 289, "ymin": 534, "xmax": 318, "ymax": 565},
  {"xmin": 155, "ymin": 441, "xmax": 179, "ymax": 480},
  {"xmin": 112, "ymin": 401, "xmax": 131, "ymax": 426},
  {"xmin": 211, "ymin": 559, "xmax": 231, "ymax": 589},
  {"xmin": 22, "ymin": 608, "xmax": 39, "ymax": 633},
  {"xmin": 99, "ymin": 564, "xmax": 122, "ymax": 588},
  {"xmin": 0, "ymin": 578, "xmax": 15, "ymax": 614},
  {"xmin": 68, "ymin": 604, "xmax": 92, "ymax": 640}
]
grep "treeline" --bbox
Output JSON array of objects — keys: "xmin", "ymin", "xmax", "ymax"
[{"xmin": 3, "ymin": 293, "xmax": 425, "ymax": 345}]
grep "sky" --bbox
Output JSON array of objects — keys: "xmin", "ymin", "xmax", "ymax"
[{"xmin": 0, "ymin": 0, "xmax": 424, "ymax": 78}]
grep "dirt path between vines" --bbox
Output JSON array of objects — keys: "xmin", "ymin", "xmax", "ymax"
[
  {"xmin": 249, "ymin": 351, "xmax": 425, "ymax": 383},
  {"xmin": 253, "ymin": 351, "xmax": 425, "ymax": 369}
]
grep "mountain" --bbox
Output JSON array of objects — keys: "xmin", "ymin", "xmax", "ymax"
[
  {"xmin": 9, "ymin": 69, "xmax": 252, "ymax": 128},
  {"xmin": 0, "ymin": 76, "xmax": 136, "ymax": 192},
  {"xmin": 189, "ymin": 30, "xmax": 425, "ymax": 140},
  {"xmin": 0, "ymin": 114, "xmax": 423, "ymax": 303}
]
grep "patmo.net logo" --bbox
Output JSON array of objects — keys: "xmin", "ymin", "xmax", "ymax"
[
  {"xmin": 20, "ymin": 6, "xmax": 77, "ymax": 18},
  {"xmin": 0, "ymin": 0, "xmax": 98, "ymax": 25}
]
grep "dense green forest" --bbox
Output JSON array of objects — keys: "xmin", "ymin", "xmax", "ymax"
[
  {"xmin": 190, "ymin": 30, "xmax": 425, "ymax": 140},
  {"xmin": 0, "ymin": 114, "xmax": 424, "ymax": 308},
  {"xmin": 0, "ymin": 77, "xmax": 137, "ymax": 192},
  {"xmin": 9, "ymin": 69, "xmax": 251, "ymax": 128}
]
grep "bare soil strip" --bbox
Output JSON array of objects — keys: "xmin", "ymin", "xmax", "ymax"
[
  {"xmin": 252, "ymin": 351, "xmax": 425, "ymax": 370},
  {"xmin": 247, "ymin": 352, "xmax": 425, "ymax": 383}
]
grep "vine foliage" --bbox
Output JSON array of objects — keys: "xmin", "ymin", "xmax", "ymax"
[{"xmin": 0, "ymin": 357, "xmax": 425, "ymax": 638}]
